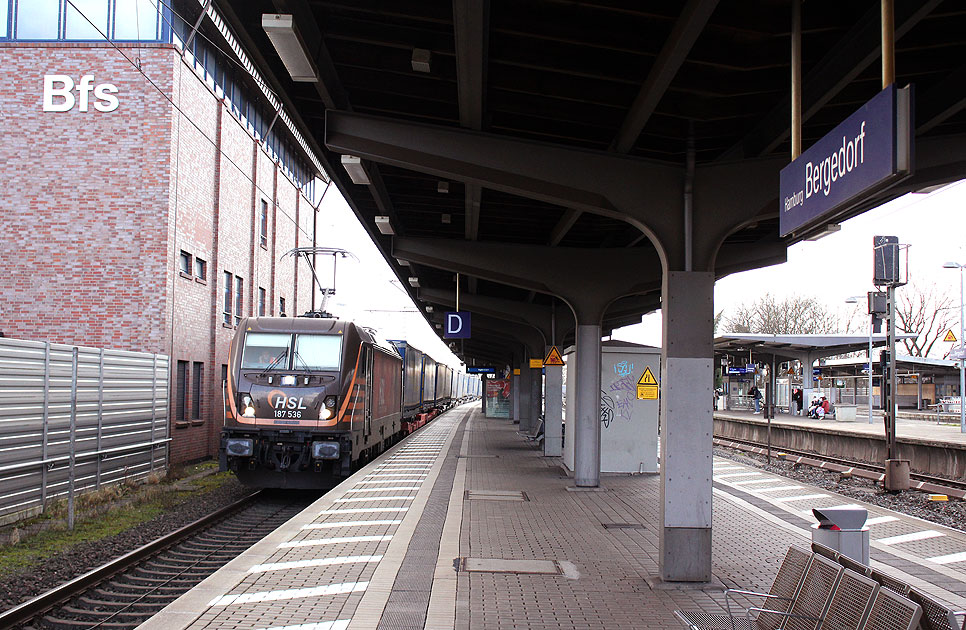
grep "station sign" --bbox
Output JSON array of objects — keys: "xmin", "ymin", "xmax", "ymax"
[
  {"xmin": 467, "ymin": 366, "xmax": 496, "ymax": 374},
  {"xmin": 529, "ymin": 359, "xmax": 544, "ymax": 369},
  {"xmin": 779, "ymin": 85, "xmax": 912, "ymax": 238},
  {"xmin": 443, "ymin": 311, "xmax": 471, "ymax": 339}
]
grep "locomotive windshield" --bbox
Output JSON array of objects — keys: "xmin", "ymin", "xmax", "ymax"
[
  {"xmin": 293, "ymin": 334, "xmax": 342, "ymax": 371},
  {"xmin": 241, "ymin": 333, "xmax": 291, "ymax": 370}
]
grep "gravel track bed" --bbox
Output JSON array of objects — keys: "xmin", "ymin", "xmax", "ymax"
[
  {"xmin": 0, "ymin": 478, "xmax": 253, "ymax": 614},
  {"xmin": 715, "ymin": 446, "xmax": 966, "ymax": 532}
]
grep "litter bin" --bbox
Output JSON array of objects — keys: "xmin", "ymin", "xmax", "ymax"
[{"xmin": 811, "ymin": 506, "xmax": 870, "ymax": 565}]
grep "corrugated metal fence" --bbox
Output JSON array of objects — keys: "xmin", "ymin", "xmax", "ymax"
[{"xmin": 0, "ymin": 337, "xmax": 169, "ymax": 525}]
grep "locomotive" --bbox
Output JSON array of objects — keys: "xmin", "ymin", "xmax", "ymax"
[{"xmin": 219, "ymin": 316, "xmax": 479, "ymax": 489}]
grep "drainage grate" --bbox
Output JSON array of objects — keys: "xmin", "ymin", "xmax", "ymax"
[
  {"xmin": 601, "ymin": 523, "xmax": 646, "ymax": 530},
  {"xmin": 465, "ymin": 490, "xmax": 528, "ymax": 501},
  {"xmin": 458, "ymin": 557, "xmax": 562, "ymax": 575}
]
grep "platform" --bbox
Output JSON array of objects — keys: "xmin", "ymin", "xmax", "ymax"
[
  {"xmin": 715, "ymin": 408, "xmax": 966, "ymax": 447},
  {"xmin": 140, "ymin": 403, "xmax": 966, "ymax": 630}
]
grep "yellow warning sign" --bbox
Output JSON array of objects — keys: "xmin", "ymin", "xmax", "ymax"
[
  {"xmin": 944, "ymin": 329, "xmax": 958, "ymax": 343},
  {"xmin": 513, "ymin": 368, "xmax": 520, "ymax": 375},
  {"xmin": 544, "ymin": 345, "xmax": 564, "ymax": 366},
  {"xmin": 529, "ymin": 359, "xmax": 544, "ymax": 369},
  {"xmin": 637, "ymin": 366, "xmax": 659, "ymax": 400}
]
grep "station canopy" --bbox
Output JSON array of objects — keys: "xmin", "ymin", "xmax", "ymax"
[
  {"xmin": 715, "ymin": 333, "xmax": 917, "ymax": 361},
  {"xmin": 213, "ymin": 1, "xmax": 966, "ymax": 364}
]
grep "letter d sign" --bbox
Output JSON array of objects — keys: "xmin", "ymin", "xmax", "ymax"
[{"xmin": 444, "ymin": 311, "xmax": 471, "ymax": 339}]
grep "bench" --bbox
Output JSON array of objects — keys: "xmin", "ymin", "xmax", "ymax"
[
  {"xmin": 674, "ymin": 544, "xmax": 925, "ymax": 630},
  {"xmin": 519, "ymin": 418, "xmax": 544, "ymax": 443},
  {"xmin": 812, "ymin": 542, "xmax": 966, "ymax": 630}
]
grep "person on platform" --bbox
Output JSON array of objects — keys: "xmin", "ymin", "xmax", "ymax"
[
  {"xmin": 819, "ymin": 396, "xmax": 831, "ymax": 419},
  {"xmin": 808, "ymin": 398, "xmax": 821, "ymax": 418},
  {"xmin": 749, "ymin": 385, "xmax": 762, "ymax": 413},
  {"xmin": 792, "ymin": 388, "xmax": 804, "ymax": 415}
]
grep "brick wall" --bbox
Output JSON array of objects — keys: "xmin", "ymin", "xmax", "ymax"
[{"xmin": 0, "ymin": 43, "xmax": 319, "ymax": 464}]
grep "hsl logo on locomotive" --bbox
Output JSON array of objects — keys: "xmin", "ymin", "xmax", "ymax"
[{"xmin": 270, "ymin": 392, "xmax": 307, "ymax": 410}]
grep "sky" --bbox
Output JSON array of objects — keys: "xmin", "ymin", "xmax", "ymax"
[{"xmin": 315, "ymin": 177, "xmax": 966, "ymax": 367}]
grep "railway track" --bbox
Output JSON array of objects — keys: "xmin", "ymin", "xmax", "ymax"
[
  {"xmin": 1, "ymin": 491, "xmax": 315, "ymax": 630},
  {"xmin": 713, "ymin": 435, "xmax": 966, "ymax": 499}
]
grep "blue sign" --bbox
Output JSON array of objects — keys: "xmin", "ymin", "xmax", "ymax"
[
  {"xmin": 467, "ymin": 366, "xmax": 495, "ymax": 374},
  {"xmin": 728, "ymin": 367, "xmax": 750, "ymax": 375},
  {"xmin": 779, "ymin": 85, "xmax": 911, "ymax": 237},
  {"xmin": 444, "ymin": 311, "xmax": 471, "ymax": 339}
]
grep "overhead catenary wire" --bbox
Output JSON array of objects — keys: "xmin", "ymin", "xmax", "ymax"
[{"xmin": 63, "ymin": 0, "xmax": 319, "ymax": 242}]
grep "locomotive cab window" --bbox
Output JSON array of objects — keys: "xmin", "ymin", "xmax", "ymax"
[
  {"xmin": 241, "ymin": 333, "xmax": 291, "ymax": 370},
  {"xmin": 293, "ymin": 334, "xmax": 342, "ymax": 371}
]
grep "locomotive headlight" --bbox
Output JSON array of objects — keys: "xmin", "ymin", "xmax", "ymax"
[
  {"xmin": 225, "ymin": 438, "xmax": 253, "ymax": 457},
  {"xmin": 320, "ymin": 396, "xmax": 337, "ymax": 420},
  {"xmin": 311, "ymin": 441, "xmax": 340, "ymax": 459},
  {"xmin": 280, "ymin": 375, "xmax": 296, "ymax": 386},
  {"xmin": 240, "ymin": 394, "xmax": 256, "ymax": 418}
]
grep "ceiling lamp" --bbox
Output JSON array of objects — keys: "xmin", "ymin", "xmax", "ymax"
[
  {"xmin": 375, "ymin": 216, "xmax": 395, "ymax": 235},
  {"xmin": 408, "ymin": 277, "xmax": 420, "ymax": 287},
  {"xmin": 437, "ymin": 181, "xmax": 449, "ymax": 193},
  {"xmin": 341, "ymin": 155, "xmax": 370, "ymax": 185},
  {"xmin": 411, "ymin": 48, "xmax": 432, "ymax": 73},
  {"xmin": 261, "ymin": 14, "xmax": 319, "ymax": 82}
]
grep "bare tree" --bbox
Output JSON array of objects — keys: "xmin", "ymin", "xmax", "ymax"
[
  {"xmin": 894, "ymin": 282, "xmax": 955, "ymax": 357},
  {"xmin": 724, "ymin": 293, "xmax": 842, "ymax": 334}
]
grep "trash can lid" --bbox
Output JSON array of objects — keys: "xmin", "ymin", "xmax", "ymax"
[{"xmin": 813, "ymin": 506, "xmax": 868, "ymax": 530}]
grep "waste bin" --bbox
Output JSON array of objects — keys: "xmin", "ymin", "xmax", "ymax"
[{"xmin": 811, "ymin": 506, "xmax": 870, "ymax": 565}]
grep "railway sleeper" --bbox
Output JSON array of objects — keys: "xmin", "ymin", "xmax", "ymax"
[{"xmin": 73, "ymin": 596, "xmax": 167, "ymax": 613}]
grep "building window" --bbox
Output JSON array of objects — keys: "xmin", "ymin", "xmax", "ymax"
[
  {"xmin": 258, "ymin": 287, "xmax": 266, "ymax": 316},
  {"xmin": 16, "ymin": 0, "xmax": 60, "ymax": 40},
  {"xmin": 234, "ymin": 276, "xmax": 244, "ymax": 325},
  {"xmin": 223, "ymin": 271, "xmax": 232, "ymax": 324},
  {"xmin": 176, "ymin": 360, "xmax": 188, "ymax": 424},
  {"xmin": 279, "ymin": 297, "xmax": 286, "ymax": 316},
  {"xmin": 192, "ymin": 362, "xmax": 203, "ymax": 421},
  {"xmin": 195, "ymin": 257, "xmax": 207, "ymax": 281},
  {"xmin": 65, "ymin": 0, "xmax": 109, "ymax": 40},
  {"xmin": 260, "ymin": 199, "xmax": 269, "ymax": 248},
  {"xmin": 179, "ymin": 250, "xmax": 192, "ymax": 275}
]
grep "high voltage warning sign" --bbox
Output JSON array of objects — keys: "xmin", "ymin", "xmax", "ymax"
[
  {"xmin": 544, "ymin": 346, "xmax": 564, "ymax": 366},
  {"xmin": 637, "ymin": 366, "xmax": 658, "ymax": 400},
  {"xmin": 944, "ymin": 329, "xmax": 958, "ymax": 343}
]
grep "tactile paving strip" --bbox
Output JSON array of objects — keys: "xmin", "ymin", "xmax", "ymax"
[{"xmin": 375, "ymin": 411, "xmax": 469, "ymax": 630}]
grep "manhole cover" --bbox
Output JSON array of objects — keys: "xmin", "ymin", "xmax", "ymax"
[
  {"xmin": 465, "ymin": 490, "xmax": 528, "ymax": 501},
  {"xmin": 459, "ymin": 557, "xmax": 561, "ymax": 575},
  {"xmin": 601, "ymin": 523, "xmax": 645, "ymax": 530}
]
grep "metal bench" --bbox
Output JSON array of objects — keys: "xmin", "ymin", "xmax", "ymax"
[
  {"xmin": 675, "ymin": 545, "xmax": 930, "ymax": 630},
  {"xmin": 907, "ymin": 588, "xmax": 966, "ymax": 630},
  {"xmin": 864, "ymin": 586, "xmax": 923, "ymax": 630},
  {"xmin": 673, "ymin": 546, "xmax": 818, "ymax": 630}
]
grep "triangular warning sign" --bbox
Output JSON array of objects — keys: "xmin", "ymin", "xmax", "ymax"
[
  {"xmin": 638, "ymin": 367, "xmax": 657, "ymax": 385},
  {"xmin": 944, "ymin": 329, "xmax": 958, "ymax": 343},
  {"xmin": 544, "ymin": 346, "xmax": 564, "ymax": 366}
]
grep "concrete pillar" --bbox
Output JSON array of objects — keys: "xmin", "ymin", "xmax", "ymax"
[
  {"xmin": 544, "ymin": 357, "xmax": 563, "ymax": 456},
  {"xmin": 574, "ymin": 324, "xmax": 602, "ymax": 487},
  {"xmin": 518, "ymin": 367, "xmax": 532, "ymax": 431},
  {"xmin": 660, "ymin": 271, "xmax": 713, "ymax": 582},
  {"xmin": 512, "ymin": 371, "xmax": 520, "ymax": 424},
  {"xmin": 530, "ymin": 365, "xmax": 542, "ymax": 432}
]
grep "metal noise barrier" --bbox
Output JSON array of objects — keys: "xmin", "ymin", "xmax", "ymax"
[{"xmin": 0, "ymin": 337, "xmax": 170, "ymax": 526}]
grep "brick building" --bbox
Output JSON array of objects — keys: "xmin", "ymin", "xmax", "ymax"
[{"xmin": 0, "ymin": 1, "xmax": 326, "ymax": 464}]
